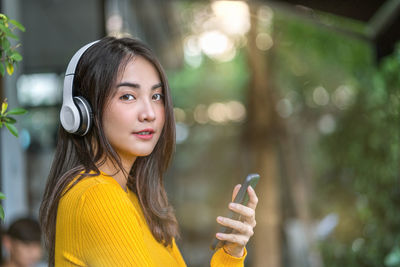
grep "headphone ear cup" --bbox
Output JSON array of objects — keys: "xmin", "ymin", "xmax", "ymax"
[{"xmin": 73, "ymin": 96, "xmax": 93, "ymax": 136}]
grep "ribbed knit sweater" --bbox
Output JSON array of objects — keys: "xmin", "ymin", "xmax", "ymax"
[{"xmin": 55, "ymin": 172, "xmax": 247, "ymax": 266}]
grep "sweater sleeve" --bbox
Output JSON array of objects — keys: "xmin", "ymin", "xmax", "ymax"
[
  {"xmin": 210, "ymin": 247, "xmax": 247, "ymax": 267},
  {"xmin": 79, "ymin": 183, "xmax": 156, "ymax": 266}
]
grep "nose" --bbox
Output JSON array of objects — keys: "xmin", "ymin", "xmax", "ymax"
[{"xmin": 138, "ymin": 99, "xmax": 156, "ymax": 122}]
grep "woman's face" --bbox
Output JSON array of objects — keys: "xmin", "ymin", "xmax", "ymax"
[{"xmin": 102, "ymin": 56, "xmax": 165, "ymax": 164}]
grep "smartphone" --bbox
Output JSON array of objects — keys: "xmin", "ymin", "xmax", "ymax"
[{"xmin": 210, "ymin": 173, "xmax": 260, "ymax": 250}]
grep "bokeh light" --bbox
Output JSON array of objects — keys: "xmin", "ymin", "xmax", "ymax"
[
  {"xmin": 211, "ymin": 1, "xmax": 250, "ymax": 35},
  {"xmin": 318, "ymin": 114, "xmax": 336, "ymax": 134},
  {"xmin": 313, "ymin": 86, "xmax": 330, "ymax": 106},
  {"xmin": 256, "ymin": 33, "xmax": 274, "ymax": 51},
  {"xmin": 174, "ymin": 107, "xmax": 187, "ymax": 123},
  {"xmin": 199, "ymin": 30, "xmax": 235, "ymax": 61},
  {"xmin": 332, "ymin": 85, "xmax": 355, "ymax": 110},
  {"xmin": 193, "ymin": 104, "xmax": 209, "ymax": 124},
  {"xmin": 276, "ymin": 98, "xmax": 293, "ymax": 118}
]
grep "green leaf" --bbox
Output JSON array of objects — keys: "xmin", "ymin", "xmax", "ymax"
[
  {"xmin": 5, "ymin": 30, "xmax": 18, "ymax": 40},
  {"xmin": 0, "ymin": 23, "xmax": 17, "ymax": 40},
  {"xmin": 0, "ymin": 192, "xmax": 5, "ymax": 199},
  {"xmin": 0, "ymin": 63, "xmax": 4, "ymax": 76},
  {"xmin": 0, "ymin": 14, "xmax": 8, "ymax": 21},
  {"xmin": 0, "ymin": 23, "xmax": 8, "ymax": 33},
  {"xmin": 4, "ymin": 122, "xmax": 18, "ymax": 137},
  {"xmin": 1, "ymin": 38, "xmax": 10, "ymax": 50},
  {"xmin": 5, "ymin": 48, "xmax": 13, "ymax": 57},
  {"xmin": 0, "ymin": 120, "xmax": 2, "ymax": 127},
  {"xmin": 10, "ymin": 52, "xmax": 22, "ymax": 62},
  {"xmin": 0, "ymin": 205, "xmax": 4, "ymax": 221},
  {"xmin": 9, "ymin": 19, "xmax": 25, "ymax": 32},
  {"xmin": 4, "ymin": 116, "xmax": 16, "ymax": 124},
  {"xmin": 7, "ymin": 107, "xmax": 27, "ymax": 115}
]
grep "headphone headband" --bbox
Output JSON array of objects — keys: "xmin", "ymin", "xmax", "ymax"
[
  {"xmin": 60, "ymin": 40, "xmax": 99, "ymax": 135},
  {"xmin": 65, "ymin": 41, "xmax": 99, "ymax": 76}
]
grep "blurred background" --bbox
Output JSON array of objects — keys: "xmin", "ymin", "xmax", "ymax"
[{"xmin": 1, "ymin": 0, "xmax": 400, "ymax": 266}]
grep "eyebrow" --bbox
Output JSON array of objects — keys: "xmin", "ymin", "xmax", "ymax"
[{"xmin": 116, "ymin": 82, "xmax": 163, "ymax": 90}]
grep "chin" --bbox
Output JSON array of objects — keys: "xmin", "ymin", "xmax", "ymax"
[
  {"xmin": 130, "ymin": 148, "xmax": 156, "ymax": 158},
  {"xmin": 135, "ymin": 151, "xmax": 153, "ymax": 157},
  {"xmin": 117, "ymin": 144, "xmax": 158, "ymax": 160}
]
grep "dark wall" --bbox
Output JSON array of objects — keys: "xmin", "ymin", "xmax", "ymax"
[{"xmin": 21, "ymin": 0, "xmax": 105, "ymax": 74}]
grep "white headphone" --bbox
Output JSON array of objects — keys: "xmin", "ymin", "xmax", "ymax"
[{"xmin": 60, "ymin": 40, "xmax": 99, "ymax": 136}]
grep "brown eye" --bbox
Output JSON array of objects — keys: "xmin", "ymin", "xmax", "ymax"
[
  {"xmin": 152, "ymin": 93, "xmax": 164, "ymax": 101},
  {"xmin": 120, "ymin": 94, "xmax": 135, "ymax": 101}
]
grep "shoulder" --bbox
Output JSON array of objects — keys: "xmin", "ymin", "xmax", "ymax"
[
  {"xmin": 73, "ymin": 177, "xmax": 144, "ymax": 236},
  {"xmin": 80, "ymin": 179, "xmax": 130, "ymax": 209},
  {"xmin": 64, "ymin": 173, "xmax": 123, "ymax": 198},
  {"xmin": 60, "ymin": 173, "xmax": 141, "ymax": 225},
  {"xmin": 60, "ymin": 173, "xmax": 131, "ymax": 213}
]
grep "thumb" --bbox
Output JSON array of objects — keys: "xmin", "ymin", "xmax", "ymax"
[{"xmin": 232, "ymin": 184, "xmax": 241, "ymax": 202}]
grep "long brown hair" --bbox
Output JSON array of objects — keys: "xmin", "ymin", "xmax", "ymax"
[{"xmin": 39, "ymin": 37, "xmax": 178, "ymax": 266}]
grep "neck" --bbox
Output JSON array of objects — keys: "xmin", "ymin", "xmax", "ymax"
[{"xmin": 98, "ymin": 155, "xmax": 136, "ymax": 191}]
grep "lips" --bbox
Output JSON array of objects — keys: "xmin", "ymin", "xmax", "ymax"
[{"xmin": 133, "ymin": 128, "xmax": 155, "ymax": 140}]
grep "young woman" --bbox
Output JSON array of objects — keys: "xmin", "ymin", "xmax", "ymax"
[{"xmin": 40, "ymin": 37, "xmax": 258, "ymax": 266}]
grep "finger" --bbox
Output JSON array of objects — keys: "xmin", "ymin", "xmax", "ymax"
[
  {"xmin": 215, "ymin": 232, "xmax": 248, "ymax": 247},
  {"xmin": 246, "ymin": 186, "xmax": 259, "ymax": 210},
  {"xmin": 231, "ymin": 184, "xmax": 241, "ymax": 202},
  {"xmin": 229, "ymin": 203, "xmax": 255, "ymax": 220},
  {"xmin": 217, "ymin": 216, "xmax": 254, "ymax": 236}
]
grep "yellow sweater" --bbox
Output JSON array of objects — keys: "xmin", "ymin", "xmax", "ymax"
[{"xmin": 55, "ymin": 173, "xmax": 247, "ymax": 266}]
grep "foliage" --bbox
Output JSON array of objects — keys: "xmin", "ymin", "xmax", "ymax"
[
  {"xmin": 0, "ymin": 98, "xmax": 27, "ymax": 137},
  {"xmin": 0, "ymin": 13, "xmax": 25, "ymax": 76},
  {"xmin": 317, "ymin": 43, "xmax": 400, "ymax": 266},
  {"xmin": 0, "ymin": 13, "xmax": 26, "ymax": 220},
  {"xmin": 272, "ymin": 9, "xmax": 400, "ymax": 266},
  {"xmin": 0, "ymin": 13, "xmax": 26, "ymax": 140}
]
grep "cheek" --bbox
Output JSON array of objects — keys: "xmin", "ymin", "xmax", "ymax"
[
  {"xmin": 158, "ymin": 105, "xmax": 166, "ymax": 127},
  {"xmin": 103, "ymin": 106, "xmax": 126, "ymax": 133}
]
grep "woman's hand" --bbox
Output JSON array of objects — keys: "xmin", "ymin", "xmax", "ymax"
[{"xmin": 215, "ymin": 184, "xmax": 258, "ymax": 258}]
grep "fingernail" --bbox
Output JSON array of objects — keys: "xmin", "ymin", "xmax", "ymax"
[
  {"xmin": 217, "ymin": 216, "xmax": 223, "ymax": 222},
  {"xmin": 229, "ymin": 203, "xmax": 236, "ymax": 209},
  {"xmin": 216, "ymin": 233, "xmax": 222, "ymax": 238}
]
